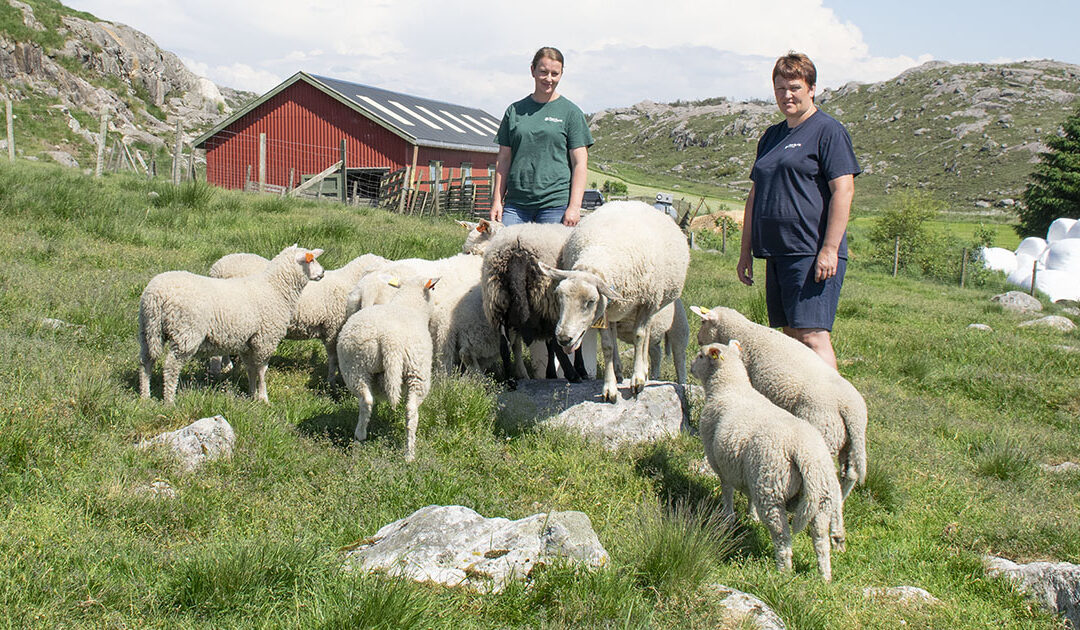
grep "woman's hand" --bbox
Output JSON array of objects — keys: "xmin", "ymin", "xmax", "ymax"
[
  {"xmin": 737, "ymin": 250, "xmax": 754, "ymax": 286},
  {"xmin": 490, "ymin": 198, "xmax": 503, "ymax": 222},
  {"xmin": 562, "ymin": 205, "xmax": 580, "ymax": 227}
]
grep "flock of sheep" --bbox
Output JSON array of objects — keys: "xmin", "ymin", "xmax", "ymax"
[{"xmin": 136, "ymin": 199, "xmax": 869, "ymax": 580}]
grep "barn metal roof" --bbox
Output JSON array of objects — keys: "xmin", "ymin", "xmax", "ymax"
[{"xmin": 193, "ymin": 72, "xmax": 500, "ymax": 154}]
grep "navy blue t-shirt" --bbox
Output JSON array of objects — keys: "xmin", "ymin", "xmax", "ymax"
[{"xmin": 749, "ymin": 110, "xmax": 860, "ymax": 259}]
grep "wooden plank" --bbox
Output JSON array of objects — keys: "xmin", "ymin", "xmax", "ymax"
[{"xmin": 289, "ymin": 160, "xmax": 343, "ymax": 197}]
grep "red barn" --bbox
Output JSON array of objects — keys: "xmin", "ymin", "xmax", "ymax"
[{"xmin": 193, "ymin": 72, "xmax": 500, "ymax": 203}]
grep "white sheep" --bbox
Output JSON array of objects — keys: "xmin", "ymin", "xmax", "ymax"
[
  {"xmin": 138, "ymin": 245, "xmax": 325, "ymax": 404},
  {"xmin": 459, "ymin": 218, "xmax": 504, "ymax": 255},
  {"xmin": 691, "ymin": 305, "xmax": 868, "ymax": 500},
  {"xmin": 540, "ymin": 200, "xmax": 689, "ymax": 401},
  {"xmin": 693, "ymin": 341, "xmax": 845, "ymax": 581},
  {"xmin": 208, "ymin": 251, "xmax": 390, "ymax": 384},
  {"xmin": 337, "ymin": 273, "xmax": 438, "ymax": 461}
]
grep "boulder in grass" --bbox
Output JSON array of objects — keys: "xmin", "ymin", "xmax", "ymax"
[
  {"xmin": 967, "ymin": 323, "xmax": 993, "ymax": 332},
  {"xmin": 138, "ymin": 415, "xmax": 235, "ymax": 471},
  {"xmin": 709, "ymin": 584, "xmax": 787, "ymax": 630},
  {"xmin": 1019, "ymin": 316, "xmax": 1076, "ymax": 333},
  {"xmin": 863, "ymin": 585, "xmax": 941, "ymax": 606},
  {"xmin": 496, "ymin": 379, "xmax": 689, "ymax": 450},
  {"xmin": 985, "ymin": 555, "xmax": 1080, "ymax": 629},
  {"xmin": 342, "ymin": 505, "xmax": 608, "ymax": 594},
  {"xmin": 991, "ymin": 291, "xmax": 1042, "ymax": 313}
]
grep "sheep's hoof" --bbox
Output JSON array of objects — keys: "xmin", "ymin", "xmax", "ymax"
[
  {"xmin": 629, "ymin": 375, "xmax": 646, "ymax": 395},
  {"xmin": 832, "ymin": 536, "xmax": 846, "ymax": 552},
  {"xmin": 602, "ymin": 384, "xmax": 619, "ymax": 403}
]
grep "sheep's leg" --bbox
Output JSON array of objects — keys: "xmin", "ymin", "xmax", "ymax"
[
  {"xmin": 209, "ymin": 355, "xmax": 223, "ymax": 377},
  {"xmin": 404, "ymin": 385, "xmax": 421, "ymax": 462},
  {"xmin": 511, "ymin": 332, "xmax": 529, "ymax": 379},
  {"xmin": 244, "ymin": 355, "xmax": 269, "ymax": 403},
  {"xmin": 630, "ymin": 313, "xmax": 652, "ymax": 395},
  {"xmin": 609, "ymin": 321, "xmax": 622, "ymax": 378},
  {"xmin": 600, "ymin": 327, "xmax": 620, "ymax": 403},
  {"xmin": 720, "ymin": 483, "xmax": 736, "ymax": 520},
  {"xmin": 324, "ymin": 339, "xmax": 340, "ymax": 386},
  {"xmin": 672, "ymin": 332, "xmax": 687, "ymax": 385},
  {"xmin": 838, "ymin": 446, "xmax": 856, "ymax": 501},
  {"xmin": 580, "ymin": 330, "xmax": 597, "ymax": 380},
  {"xmin": 810, "ymin": 511, "xmax": 833, "ymax": 581},
  {"xmin": 162, "ymin": 348, "xmax": 185, "ymax": 406},
  {"xmin": 761, "ymin": 503, "xmax": 794, "ymax": 573},
  {"xmin": 551, "ymin": 341, "xmax": 581, "ymax": 383},
  {"xmin": 648, "ymin": 339, "xmax": 662, "ymax": 380},
  {"xmin": 544, "ymin": 339, "xmax": 558, "ymax": 379},
  {"xmin": 139, "ymin": 345, "xmax": 153, "ymax": 399},
  {"xmin": 354, "ymin": 375, "xmax": 375, "ymax": 441}
]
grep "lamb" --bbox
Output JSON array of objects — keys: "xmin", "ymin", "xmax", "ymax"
[
  {"xmin": 459, "ymin": 219, "xmax": 504, "ymax": 255},
  {"xmin": 208, "ymin": 251, "xmax": 390, "ymax": 384},
  {"xmin": 540, "ymin": 200, "xmax": 689, "ymax": 401},
  {"xmin": 691, "ymin": 305, "xmax": 868, "ymax": 500},
  {"xmin": 693, "ymin": 341, "xmax": 845, "ymax": 581},
  {"xmin": 336, "ymin": 273, "xmax": 438, "ymax": 461},
  {"xmin": 138, "ymin": 244, "xmax": 325, "ymax": 404},
  {"xmin": 480, "ymin": 222, "xmax": 589, "ymax": 382},
  {"xmin": 616, "ymin": 298, "xmax": 689, "ymax": 383}
]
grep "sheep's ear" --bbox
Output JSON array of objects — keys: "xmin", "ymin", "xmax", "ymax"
[
  {"xmin": 536, "ymin": 260, "xmax": 571, "ymax": 282},
  {"xmin": 707, "ymin": 345, "xmax": 721, "ymax": 361},
  {"xmin": 689, "ymin": 305, "xmax": 712, "ymax": 320},
  {"xmin": 424, "ymin": 277, "xmax": 440, "ymax": 290},
  {"xmin": 458, "ymin": 220, "xmax": 478, "ymax": 231},
  {"xmin": 311, "ymin": 249, "xmax": 324, "ymax": 258},
  {"xmin": 476, "ymin": 219, "xmax": 489, "ymax": 233},
  {"xmin": 595, "ymin": 279, "xmax": 621, "ymax": 301},
  {"xmin": 729, "ymin": 339, "xmax": 742, "ymax": 354}
]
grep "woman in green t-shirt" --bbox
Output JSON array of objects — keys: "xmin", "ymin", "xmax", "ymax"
[{"xmin": 491, "ymin": 47, "xmax": 594, "ymax": 227}]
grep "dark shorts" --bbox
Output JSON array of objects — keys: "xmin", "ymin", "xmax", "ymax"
[{"xmin": 765, "ymin": 256, "xmax": 846, "ymax": 331}]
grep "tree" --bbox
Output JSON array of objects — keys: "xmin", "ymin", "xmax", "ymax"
[{"xmin": 1017, "ymin": 105, "xmax": 1080, "ymax": 237}]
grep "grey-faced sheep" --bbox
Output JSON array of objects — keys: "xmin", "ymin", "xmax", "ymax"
[
  {"xmin": 480, "ymin": 222, "xmax": 589, "ymax": 383},
  {"xmin": 208, "ymin": 251, "xmax": 389, "ymax": 385},
  {"xmin": 337, "ymin": 273, "xmax": 438, "ymax": 461},
  {"xmin": 693, "ymin": 341, "xmax": 845, "ymax": 581},
  {"xmin": 138, "ymin": 245, "xmax": 325, "ymax": 404},
  {"xmin": 691, "ymin": 305, "xmax": 868, "ymax": 500},
  {"xmin": 540, "ymin": 200, "xmax": 689, "ymax": 401}
]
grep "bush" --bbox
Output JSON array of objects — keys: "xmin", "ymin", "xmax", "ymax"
[{"xmin": 601, "ymin": 179, "xmax": 628, "ymax": 195}]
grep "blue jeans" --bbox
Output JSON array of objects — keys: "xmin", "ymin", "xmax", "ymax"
[{"xmin": 502, "ymin": 204, "xmax": 567, "ymax": 226}]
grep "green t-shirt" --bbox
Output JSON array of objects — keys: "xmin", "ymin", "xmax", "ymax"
[{"xmin": 496, "ymin": 95, "xmax": 594, "ymax": 210}]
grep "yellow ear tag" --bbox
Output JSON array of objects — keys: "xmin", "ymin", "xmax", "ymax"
[
  {"xmin": 387, "ymin": 277, "xmax": 401, "ymax": 288},
  {"xmin": 590, "ymin": 315, "xmax": 608, "ymax": 329},
  {"xmin": 708, "ymin": 347, "xmax": 721, "ymax": 360},
  {"xmin": 304, "ymin": 252, "xmax": 315, "ymax": 263}
]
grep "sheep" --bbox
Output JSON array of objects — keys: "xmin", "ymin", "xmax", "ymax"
[
  {"xmin": 138, "ymin": 245, "xmax": 325, "ymax": 404},
  {"xmin": 480, "ymin": 222, "xmax": 590, "ymax": 383},
  {"xmin": 336, "ymin": 273, "xmax": 438, "ymax": 461},
  {"xmin": 208, "ymin": 251, "xmax": 390, "ymax": 384},
  {"xmin": 690, "ymin": 305, "xmax": 868, "ymax": 500},
  {"xmin": 693, "ymin": 341, "xmax": 845, "ymax": 581},
  {"xmin": 540, "ymin": 200, "xmax": 689, "ymax": 401},
  {"xmin": 459, "ymin": 218, "xmax": 504, "ymax": 255}
]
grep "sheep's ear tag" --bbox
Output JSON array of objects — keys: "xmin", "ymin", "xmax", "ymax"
[
  {"xmin": 690, "ymin": 305, "xmax": 711, "ymax": 319},
  {"xmin": 387, "ymin": 277, "xmax": 401, "ymax": 288},
  {"xmin": 477, "ymin": 221, "xmax": 489, "ymax": 233},
  {"xmin": 591, "ymin": 314, "xmax": 607, "ymax": 329},
  {"xmin": 708, "ymin": 346, "xmax": 721, "ymax": 361},
  {"xmin": 304, "ymin": 252, "xmax": 315, "ymax": 263},
  {"xmin": 424, "ymin": 278, "xmax": 438, "ymax": 290},
  {"xmin": 730, "ymin": 339, "xmax": 742, "ymax": 353}
]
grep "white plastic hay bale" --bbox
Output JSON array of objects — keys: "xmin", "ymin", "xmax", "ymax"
[
  {"xmin": 1007, "ymin": 253, "xmax": 1038, "ymax": 291},
  {"xmin": 1034, "ymin": 269, "xmax": 1080, "ymax": 303},
  {"xmin": 1068, "ymin": 221, "xmax": 1080, "ymax": 239},
  {"xmin": 981, "ymin": 247, "xmax": 1017, "ymax": 274},
  {"xmin": 1047, "ymin": 218, "xmax": 1078, "ymax": 243},
  {"xmin": 1016, "ymin": 237, "xmax": 1048, "ymax": 261},
  {"xmin": 1045, "ymin": 238, "xmax": 1080, "ymax": 272}
]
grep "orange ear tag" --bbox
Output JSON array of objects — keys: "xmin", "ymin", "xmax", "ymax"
[
  {"xmin": 304, "ymin": 252, "xmax": 314, "ymax": 263},
  {"xmin": 424, "ymin": 278, "xmax": 437, "ymax": 290},
  {"xmin": 477, "ymin": 222, "xmax": 488, "ymax": 233}
]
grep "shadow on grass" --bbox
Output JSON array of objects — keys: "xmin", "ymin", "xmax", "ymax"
[
  {"xmin": 633, "ymin": 443, "xmax": 770, "ymax": 562},
  {"xmin": 295, "ymin": 404, "xmax": 396, "ymax": 451}
]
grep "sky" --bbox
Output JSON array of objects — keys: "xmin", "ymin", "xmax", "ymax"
[{"xmin": 64, "ymin": 0, "xmax": 1080, "ymax": 117}]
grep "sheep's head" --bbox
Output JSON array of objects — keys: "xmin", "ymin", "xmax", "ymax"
[
  {"xmin": 294, "ymin": 247, "xmax": 325, "ymax": 281},
  {"xmin": 460, "ymin": 219, "xmax": 502, "ymax": 255},
  {"xmin": 690, "ymin": 340, "xmax": 742, "ymax": 384},
  {"xmin": 347, "ymin": 273, "xmax": 439, "ymax": 315},
  {"xmin": 537, "ymin": 261, "xmax": 620, "ymax": 354},
  {"xmin": 690, "ymin": 305, "xmax": 743, "ymax": 346}
]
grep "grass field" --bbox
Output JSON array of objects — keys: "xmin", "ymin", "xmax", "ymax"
[{"xmin": 1, "ymin": 161, "xmax": 1078, "ymax": 628}]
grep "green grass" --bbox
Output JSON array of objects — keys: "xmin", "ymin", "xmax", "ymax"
[{"xmin": 1, "ymin": 159, "xmax": 1078, "ymax": 628}]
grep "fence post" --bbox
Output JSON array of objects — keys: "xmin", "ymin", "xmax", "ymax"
[
  {"xmin": 95, "ymin": 108, "xmax": 108, "ymax": 177},
  {"xmin": 258, "ymin": 132, "xmax": 266, "ymax": 192},
  {"xmin": 721, "ymin": 220, "xmax": 727, "ymax": 254},
  {"xmin": 339, "ymin": 139, "xmax": 347, "ymax": 204},
  {"xmin": 171, "ymin": 120, "xmax": 182, "ymax": 185},
  {"xmin": 287, "ymin": 167, "xmax": 295, "ymax": 193},
  {"xmin": 5, "ymin": 99, "xmax": 13, "ymax": 162},
  {"xmin": 960, "ymin": 248, "xmax": 968, "ymax": 288},
  {"xmin": 398, "ymin": 166, "xmax": 410, "ymax": 213},
  {"xmin": 189, "ymin": 146, "xmax": 197, "ymax": 181},
  {"xmin": 433, "ymin": 161, "xmax": 442, "ymax": 216},
  {"xmin": 245, "ymin": 164, "xmax": 252, "ymax": 190},
  {"xmin": 892, "ymin": 236, "xmax": 900, "ymax": 277},
  {"xmin": 1030, "ymin": 260, "xmax": 1038, "ymax": 297}
]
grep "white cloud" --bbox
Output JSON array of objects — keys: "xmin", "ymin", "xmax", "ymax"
[{"xmin": 68, "ymin": 0, "xmax": 941, "ymax": 113}]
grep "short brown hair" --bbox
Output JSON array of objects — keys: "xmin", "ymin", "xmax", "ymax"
[
  {"xmin": 531, "ymin": 47, "xmax": 564, "ymax": 70},
  {"xmin": 772, "ymin": 51, "xmax": 817, "ymax": 87}
]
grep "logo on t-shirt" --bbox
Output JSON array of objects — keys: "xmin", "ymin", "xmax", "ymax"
[
  {"xmin": 784, "ymin": 143, "xmax": 802, "ymax": 150},
  {"xmin": 544, "ymin": 116, "xmax": 564, "ymax": 123}
]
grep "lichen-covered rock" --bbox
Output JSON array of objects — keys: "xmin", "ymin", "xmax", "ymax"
[
  {"xmin": 991, "ymin": 291, "xmax": 1043, "ymax": 313},
  {"xmin": 138, "ymin": 415, "xmax": 234, "ymax": 471},
  {"xmin": 967, "ymin": 323, "xmax": 993, "ymax": 332},
  {"xmin": 863, "ymin": 585, "xmax": 941, "ymax": 606},
  {"xmin": 496, "ymin": 379, "xmax": 689, "ymax": 450},
  {"xmin": 343, "ymin": 505, "xmax": 608, "ymax": 593},
  {"xmin": 985, "ymin": 555, "xmax": 1080, "ymax": 628},
  {"xmin": 1041, "ymin": 462, "xmax": 1080, "ymax": 474},
  {"xmin": 709, "ymin": 584, "xmax": 787, "ymax": 630},
  {"xmin": 1019, "ymin": 316, "xmax": 1076, "ymax": 333}
]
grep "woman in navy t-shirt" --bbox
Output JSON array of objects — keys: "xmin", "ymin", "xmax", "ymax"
[{"xmin": 736, "ymin": 52, "xmax": 860, "ymax": 369}]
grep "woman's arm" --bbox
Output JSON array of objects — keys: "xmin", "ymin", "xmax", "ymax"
[
  {"xmin": 562, "ymin": 146, "xmax": 589, "ymax": 227},
  {"xmin": 490, "ymin": 145, "xmax": 512, "ymax": 221},
  {"xmin": 815, "ymin": 174, "xmax": 854, "ymax": 282},
  {"xmin": 736, "ymin": 183, "xmax": 756, "ymax": 286}
]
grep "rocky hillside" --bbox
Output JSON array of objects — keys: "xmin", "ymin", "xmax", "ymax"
[
  {"xmin": 0, "ymin": 0, "xmax": 253, "ymax": 170},
  {"xmin": 589, "ymin": 60, "xmax": 1080, "ymax": 216}
]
